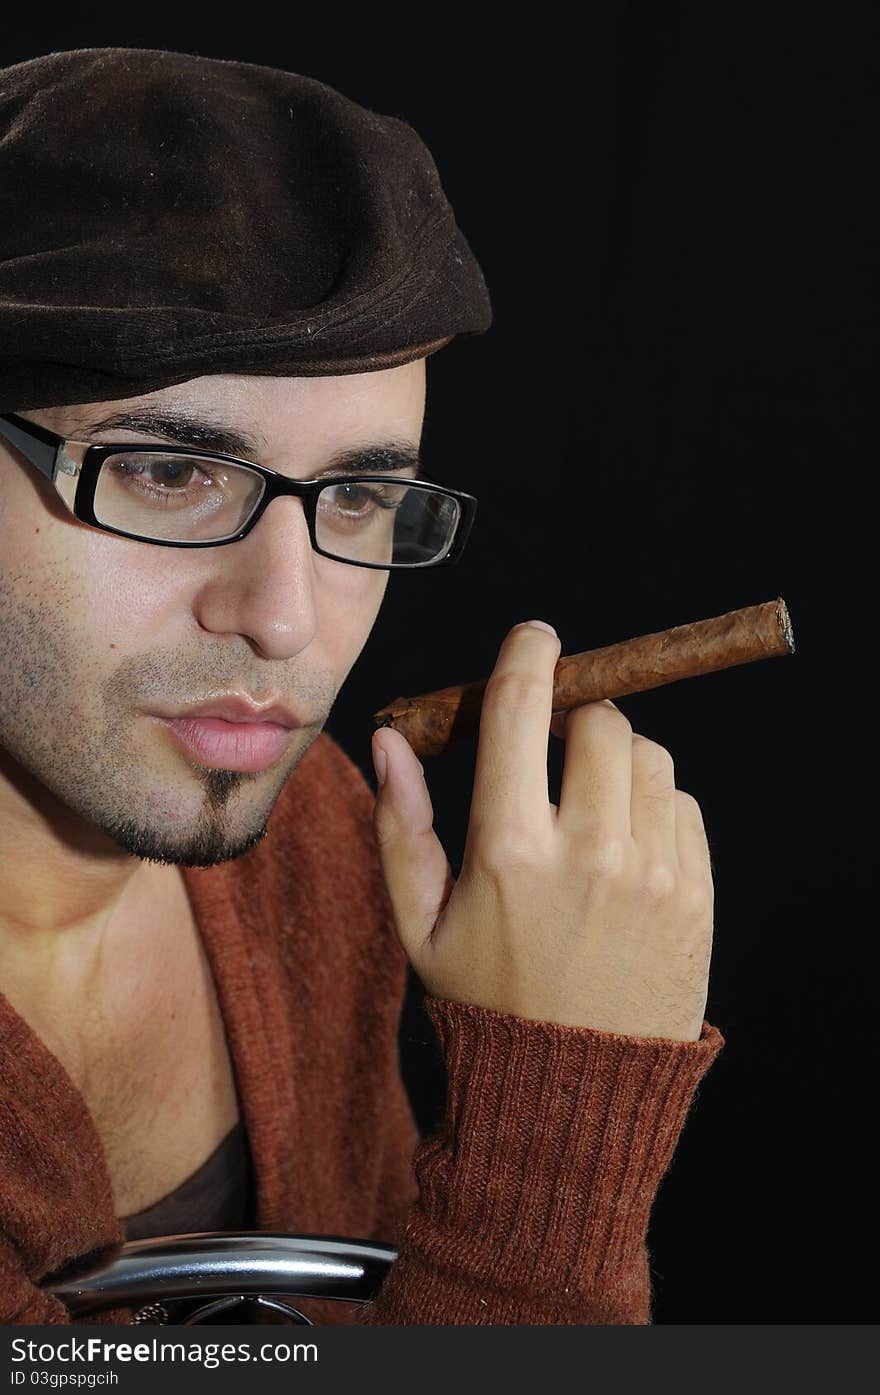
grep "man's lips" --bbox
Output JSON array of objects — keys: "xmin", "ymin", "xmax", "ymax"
[
  {"xmin": 153, "ymin": 714, "xmax": 297, "ymax": 772},
  {"xmin": 146, "ymin": 695, "xmax": 303, "ymax": 770},
  {"xmin": 157, "ymin": 696, "xmax": 304, "ymax": 728}
]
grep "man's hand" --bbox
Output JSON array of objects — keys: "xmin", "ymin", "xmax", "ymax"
[{"xmin": 371, "ymin": 621, "xmax": 714, "ymax": 1042}]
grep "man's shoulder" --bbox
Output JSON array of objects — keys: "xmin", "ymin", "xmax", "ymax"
[
  {"xmin": 262, "ymin": 728, "xmax": 383, "ymax": 893},
  {"xmin": 182, "ymin": 729, "xmax": 378, "ymax": 902},
  {"xmin": 255, "ymin": 729, "xmax": 400, "ymax": 970},
  {"xmin": 183, "ymin": 728, "xmax": 394, "ymax": 961},
  {"xmin": 295, "ymin": 728, "xmax": 373, "ymax": 793},
  {"xmin": 275, "ymin": 728, "xmax": 375, "ymax": 832}
]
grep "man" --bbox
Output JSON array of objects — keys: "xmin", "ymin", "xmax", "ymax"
[{"xmin": 0, "ymin": 47, "xmax": 723, "ymax": 1325}]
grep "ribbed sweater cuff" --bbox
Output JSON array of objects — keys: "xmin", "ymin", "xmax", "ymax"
[{"xmin": 414, "ymin": 996, "xmax": 724, "ymax": 1299}]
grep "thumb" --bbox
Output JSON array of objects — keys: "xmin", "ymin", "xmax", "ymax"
[{"xmin": 372, "ymin": 727, "xmax": 454, "ymax": 962}]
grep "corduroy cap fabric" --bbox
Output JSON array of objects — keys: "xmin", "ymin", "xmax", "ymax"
[{"xmin": 0, "ymin": 47, "xmax": 492, "ymax": 414}]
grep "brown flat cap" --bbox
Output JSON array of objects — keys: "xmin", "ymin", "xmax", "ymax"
[{"xmin": 0, "ymin": 47, "xmax": 492, "ymax": 413}]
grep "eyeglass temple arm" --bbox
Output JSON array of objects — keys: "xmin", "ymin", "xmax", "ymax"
[{"xmin": 0, "ymin": 413, "xmax": 74, "ymax": 484}]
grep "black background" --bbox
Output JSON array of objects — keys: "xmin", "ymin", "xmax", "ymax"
[{"xmin": 3, "ymin": 8, "xmax": 876, "ymax": 1323}]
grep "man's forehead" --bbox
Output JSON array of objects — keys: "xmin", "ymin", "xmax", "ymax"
[
  {"xmin": 60, "ymin": 381, "xmax": 265, "ymax": 434},
  {"xmin": 58, "ymin": 361, "xmax": 424, "ymax": 432},
  {"xmin": 65, "ymin": 393, "xmax": 259, "ymax": 432},
  {"xmin": 40, "ymin": 376, "xmax": 425, "ymax": 476}
]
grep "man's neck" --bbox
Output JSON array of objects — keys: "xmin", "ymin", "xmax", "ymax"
[
  {"xmin": 0, "ymin": 860, "xmax": 205, "ymax": 1126},
  {"xmin": 0, "ymin": 861, "xmax": 190, "ymax": 1011}
]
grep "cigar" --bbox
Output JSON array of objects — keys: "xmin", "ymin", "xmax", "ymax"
[{"xmin": 373, "ymin": 597, "xmax": 795, "ymax": 758}]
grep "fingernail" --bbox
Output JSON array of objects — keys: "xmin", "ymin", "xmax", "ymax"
[
  {"xmin": 373, "ymin": 743, "xmax": 387, "ymax": 786},
  {"xmin": 524, "ymin": 619, "xmax": 557, "ymax": 637}
]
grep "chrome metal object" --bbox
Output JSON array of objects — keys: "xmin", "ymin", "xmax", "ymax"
[{"xmin": 46, "ymin": 1232, "xmax": 397, "ymax": 1326}]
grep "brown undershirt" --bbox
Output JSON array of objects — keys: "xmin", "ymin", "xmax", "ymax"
[{"xmin": 119, "ymin": 1120, "xmax": 257, "ymax": 1242}]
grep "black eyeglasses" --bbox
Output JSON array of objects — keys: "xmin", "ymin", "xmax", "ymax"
[{"xmin": 0, "ymin": 412, "xmax": 478, "ymax": 571}]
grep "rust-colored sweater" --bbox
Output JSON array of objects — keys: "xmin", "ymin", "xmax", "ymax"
[{"xmin": 0, "ymin": 732, "xmax": 724, "ymax": 1325}]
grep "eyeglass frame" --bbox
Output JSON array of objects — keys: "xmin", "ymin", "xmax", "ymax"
[{"xmin": 0, "ymin": 411, "xmax": 478, "ymax": 571}]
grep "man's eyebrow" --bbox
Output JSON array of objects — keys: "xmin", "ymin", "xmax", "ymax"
[{"xmin": 75, "ymin": 407, "xmax": 422, "ymax": 476}]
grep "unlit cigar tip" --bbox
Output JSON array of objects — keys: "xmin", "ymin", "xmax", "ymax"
[{"xmin": 776, "ymin": 597, "xmax": 796, "ymax": 654}]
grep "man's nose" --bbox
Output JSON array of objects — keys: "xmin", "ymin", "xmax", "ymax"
[{"xmin": 191, "ymin": 496, "xmax": 320, "ymax": 661}]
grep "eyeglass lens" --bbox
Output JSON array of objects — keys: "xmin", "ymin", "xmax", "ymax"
[{"xmin": 91, "ymin": 452, "xmax": 461, "ymax": 565}]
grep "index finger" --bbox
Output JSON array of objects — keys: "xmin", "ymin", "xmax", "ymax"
[{"xmin": 468, "ymin": 621, "xmax": 561, "ymax": 838}]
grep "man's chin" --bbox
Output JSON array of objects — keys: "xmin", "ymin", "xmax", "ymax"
[{"xmin": 111, "ymin": 816, "xmax": 273, "ymax": 869}]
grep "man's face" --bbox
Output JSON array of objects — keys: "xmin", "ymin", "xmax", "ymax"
[{"xmin": 0, "ymin": 362, "xmax": 426, "ymax": 869}]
